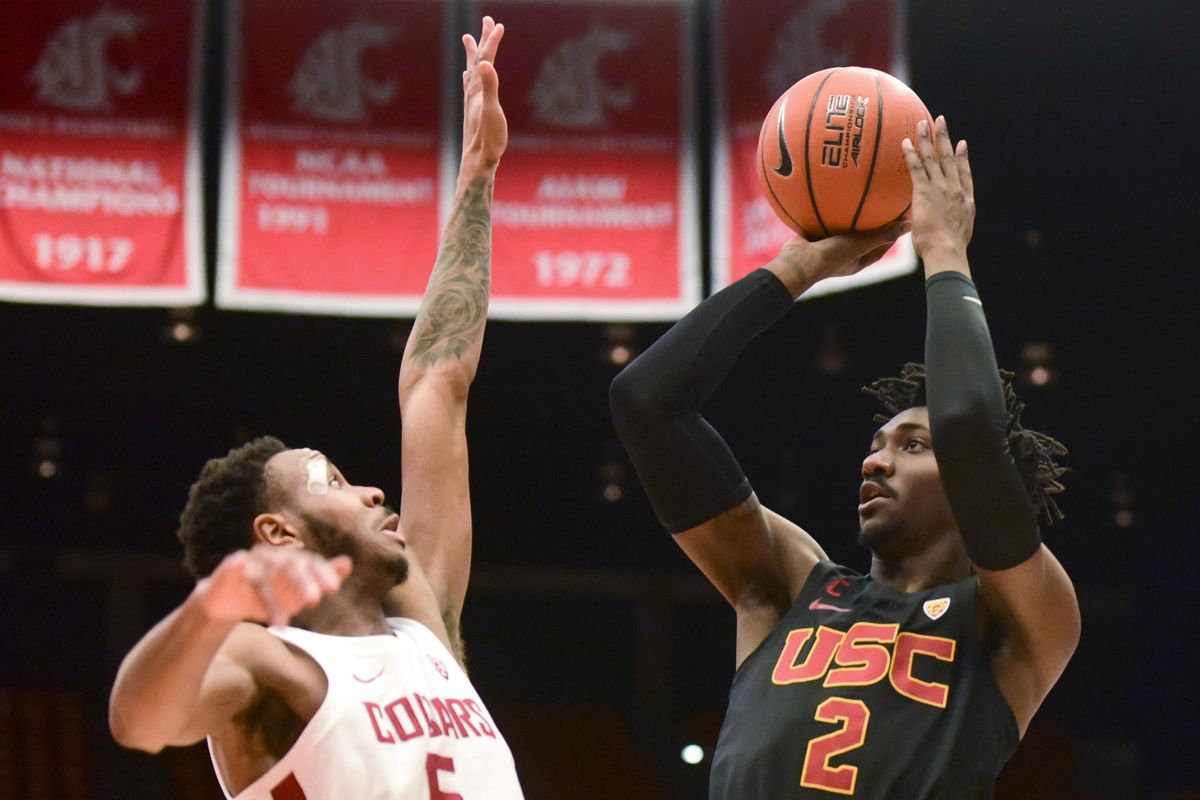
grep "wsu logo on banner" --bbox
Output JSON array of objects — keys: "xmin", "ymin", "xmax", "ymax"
[
  {"xmin": 764, "ymin": 0, "xmax": 851, "ymax": 100},
  {"xmin": 28, "ymin": 7, "xmax": 146, "ymax": 112},
  {"xmin": 289, "ymin": 20, "xmax": 398, "ymax": 122},
  {"xmin": 527, "ymin": 23, "xmax": 635, "ymax": 129}
]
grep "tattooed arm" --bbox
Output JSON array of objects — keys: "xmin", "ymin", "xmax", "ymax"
[{"xmin": 388, "ymin": 18, "xmax": 507, "ymax": 652}]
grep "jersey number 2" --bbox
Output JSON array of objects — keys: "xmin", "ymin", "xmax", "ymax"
[
  {"xmin": 426, "ymin": 754, "xmax": 464, "ymax": 800},
  {"xmin": 800, "ymin": 698, "xmax": 870, "ymax": 795}
]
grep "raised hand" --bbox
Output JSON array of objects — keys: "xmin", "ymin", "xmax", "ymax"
[
  {"xmin": 902, "ymin": 115, "xmax": 975, "ymax": 272},
  {"xmin": 461, "ymin": 16, "xmax": 507, "ymax": 173},
  {"xmin": 768, "ymin": 222, "xmax": 908, "ymax": 297},
  {"xmin": 196, "ymin": 546, "xmax": 352, "ymax": 628}
]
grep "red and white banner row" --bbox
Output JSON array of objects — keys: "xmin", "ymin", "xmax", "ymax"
[
  {"xmin": 0, "ymin": 0, "xmax": 908, "ymax": 318},
  {"xmin": 217, "ymin": 0, "xmax": 701, "ymax": 320}
]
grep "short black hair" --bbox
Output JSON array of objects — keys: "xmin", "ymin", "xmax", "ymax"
[
  {"xmin": 177, "ymin": 436, "xmax": 288, "ymax": 578},
  {"xmin": 863, "ymin": 363, "xmax": 1068, "ymax": 526}
]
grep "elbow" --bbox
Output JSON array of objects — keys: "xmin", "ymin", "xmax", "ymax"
[
  {"xmin": 108, "ymin": 706, "xmax": 166, "ymax": 754},
  {"xmin": 399, "ymin": 360, "xmax": 473, "ymax": 409},
  {"xmin": 108, "ymin": 685, "xmax": 169, "ymax": 753},
  {"xmin": 611, "ymin": 354, "xmax": 692, "ymax": 450},
  {"xmin": 608, "ymin": 366, "xmax": 637, "ymax": 419},
  {"xmin": 608, "ymin": 364, "xmax": 657, "ymax": 441}
]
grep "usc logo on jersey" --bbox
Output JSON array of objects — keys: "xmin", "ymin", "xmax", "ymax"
[{"xmin": 771, "ymin": 622, "xmax": 955, "ymax": 708}]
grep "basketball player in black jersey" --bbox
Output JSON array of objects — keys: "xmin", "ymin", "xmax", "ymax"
[{"xmin": 610, "ymin": 116, "xmax": 1079, "ymax": 798}]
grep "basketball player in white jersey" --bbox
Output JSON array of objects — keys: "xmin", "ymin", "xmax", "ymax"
[{"xmin": 108, "ymin": 18, "xmax": 524, "ymax": 800}]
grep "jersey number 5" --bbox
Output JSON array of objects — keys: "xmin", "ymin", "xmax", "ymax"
[
  {"xmin": 800, "ymin": 698, "xmax": 870, "ymax": 795},
  {"xmin": 426, "ymin": 754, "xmax": 464, "ymax": 800}
]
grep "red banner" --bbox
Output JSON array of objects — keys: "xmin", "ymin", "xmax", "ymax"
[
  {"xmin": 477, "ymin": 0, "xmax": 699, "ymax": 320},
  {"xmin": 0, "ymin": 0, "xmax": 204, "ymax": 306},
  {"xmin": 216, "ymin": 0, "xmax": 451, "ymax": 316},
  {"xmin": 711, "ymin": 0, "xmax": 916, "ymax": 298}
]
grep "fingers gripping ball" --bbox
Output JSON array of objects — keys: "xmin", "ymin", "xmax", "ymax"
[{"xmin": 757, "ymin": 66, "xmax": 934, "ymax": 239}]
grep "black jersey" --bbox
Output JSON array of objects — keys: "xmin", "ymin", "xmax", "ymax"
[{"xmin": 709, "ymin": 561, "xmax": 1018, "ymax": 799}]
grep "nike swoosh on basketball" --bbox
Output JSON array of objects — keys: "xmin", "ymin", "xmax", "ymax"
[
  {"xmin": 352, "ymin": 666, "xmax": 385, "ymax": 683},
  {"xmin": 809, "ymin": 600, "xmax": 852, "ymax": 613},
  {"xmin": 773, "ymin": 95, "xmax": 794, "ymax": 177}
]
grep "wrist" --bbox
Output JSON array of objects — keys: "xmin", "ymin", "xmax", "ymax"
[
  {"xmin": 765, "ymin": 252, "xmax": 818, "ymax": 299},
  {"xmin": 188, "ymin": 577, "xmax": 220, "ymax": 622},
  {"xmin": 457, "ymin": 155, "xmax": 498, "ymax": 186},
  {"xmin": 188, "ymin": 576, "xmax": 239, "ymax": 628},
  {"xmin": 920, "ymin": 245, "xmax": 970, "ymax": 278}
]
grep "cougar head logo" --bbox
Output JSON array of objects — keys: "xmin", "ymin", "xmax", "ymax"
[
  {"xmin": 527, "ymin": 22, "xmax": 636, "ymax": 129},
  {"xmin": 289, "ymin": 20, "xmax": 398, "ymax": 122},
  {"xmin": 764, "ymin": 0, "xmax": 851, "ymax": 101},
  {"xmin": 28, "ymin": 8, "xmax": 146, "ymax": 112}
]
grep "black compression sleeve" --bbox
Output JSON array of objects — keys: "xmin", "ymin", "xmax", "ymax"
[
  {"xmin": 610, "ymin": 269, "xmax": 794, "ymax": 533},
  {"xmin": 925, "ymin": 272, "xmax": 1041, "ymax": 570}
]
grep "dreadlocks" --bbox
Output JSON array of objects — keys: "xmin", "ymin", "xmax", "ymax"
[{"xmin": 863, "ymin": 362, "xmax": 1068, "ymax": 527}]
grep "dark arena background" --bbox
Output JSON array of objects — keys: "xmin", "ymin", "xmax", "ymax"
[{"xmin": 2, "ymin": 0, "xmax": 1198, "ymax": 798}]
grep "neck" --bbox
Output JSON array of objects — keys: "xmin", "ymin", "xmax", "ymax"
[
  {"xmin": 292, "ymin": 576, "xmax": 394, "ymax": 636},
  {"xmin": 868, "ymin": 529, "xmax": 971, "ymax": 592}
]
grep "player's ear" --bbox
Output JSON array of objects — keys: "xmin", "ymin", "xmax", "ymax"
[{"xmin": 252, "ymin": 513, "xmax": 301, "ymax": 547}]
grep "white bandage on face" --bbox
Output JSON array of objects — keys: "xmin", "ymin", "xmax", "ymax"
[{"xmin": 305, "ymin": 454, "xmax": 329, "ymax": 495}]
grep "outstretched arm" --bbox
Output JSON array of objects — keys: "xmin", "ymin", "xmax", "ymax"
[
  {"xmin": 109, "ymin": 547, "xmax": 349, "ymax": 752},
  {"xmin": 905, "ymin": 116, "xmax": 1080, "ymax": 735},
  {"xmin": 392, "ymin": 18, "xmax": 507, "ymax": 649},
  {"xmin": 611, "ymin": 223, "xmax": 903, "ymax": 665}
]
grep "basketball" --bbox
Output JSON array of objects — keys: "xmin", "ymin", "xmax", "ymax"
[{"xmin": 756, "ymin": 66, "xmax": 934, "ymax": 239}]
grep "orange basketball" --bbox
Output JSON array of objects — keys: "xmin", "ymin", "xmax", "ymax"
[{"xmin": 756, "ymin": 66, "xmax": 934, "ymax": 239}]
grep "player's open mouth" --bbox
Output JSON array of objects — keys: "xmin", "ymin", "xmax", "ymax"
[
  {"xmin": 859, "ymin": 481, "xmax": 892, "ymax": 503},
  {"xmin": 380, "ymin": 513, "xmax": 405, "ymax": 545},
  {"xmin": 858, "ymin": 482, "xmax": 893, "ymax": 513}
]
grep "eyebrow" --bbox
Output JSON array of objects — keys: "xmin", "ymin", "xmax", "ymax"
[{"xmin": 871, "ymin": 422, "xmax": 931, "ymax": 442}]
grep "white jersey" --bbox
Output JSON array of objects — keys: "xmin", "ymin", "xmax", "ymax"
[{"xmin": 209, "ymin": 618, "xmax": 525, "ymax": 800}]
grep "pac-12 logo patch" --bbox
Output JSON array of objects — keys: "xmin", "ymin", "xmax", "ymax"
[
  {"xmin": 427, "ymin": 655, "xmax": 449, "ymax": 680},
  {"xmin": 923, "ymin": 597, "xmax": 951, "ymax": 620}
]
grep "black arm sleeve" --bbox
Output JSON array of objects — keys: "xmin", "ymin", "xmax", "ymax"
[
  {"xmin": 610, "ymin": 269, "xmax": 794, "ymax": 533},
  {"xmin": 925, "ymin": 272, "xmax": 1041, "ymax": 570}
]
